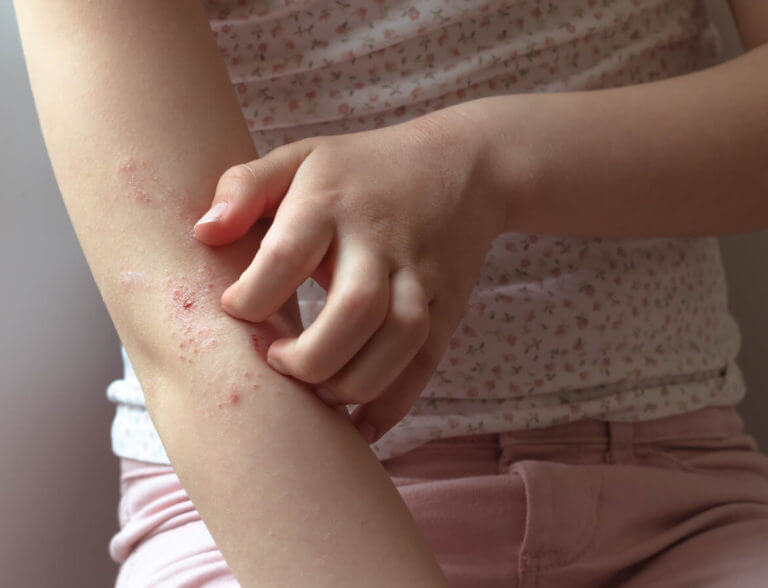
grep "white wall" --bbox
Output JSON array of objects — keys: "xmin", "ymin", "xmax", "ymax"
[{"xmin": 0, "ymin": 1, "xmax": 763, "ymax": 586}]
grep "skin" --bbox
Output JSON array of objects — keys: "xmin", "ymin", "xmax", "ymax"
[
  {"xmin": 13, "ymin": 1, "xmax": 449, "ymax": 586},
  {"xmin": 194, "ymin": 0, "xmax": 768, "ymax": 444}
]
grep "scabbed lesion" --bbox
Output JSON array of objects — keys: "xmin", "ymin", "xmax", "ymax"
[{"xmin": 165, "ymin": 263, "xmax": 228, "ymax": 364}]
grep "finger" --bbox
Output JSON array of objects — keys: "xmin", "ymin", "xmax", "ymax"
[
  {"xmin": 221, "ymin": 203, "xmax": 335, "ymax": 323},
  {"xmin": 315, "ymin": 268, "xmax": 430, "ymax": 406},
  {"xmin": 193, "ymin": 139, "xmax": 317, "ymax": 246},
  {"xmin": 266, "ymin": 241, "xmax": 391, "ymax": 384},
  {"xmin": 348, "ymin": 298, "xmax": 448, "ymax": 445}
]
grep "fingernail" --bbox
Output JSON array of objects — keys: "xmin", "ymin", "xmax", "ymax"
[
  {"xmin": 266, "ymin": 352, "xmax": 288, "ymax": 374},
  {"xmin": 195, "ymin": 201, "xmax": 228, "ymax": 227},
  {"xmin": 355, "ymin": 421, "xmax": 377, "ymax": 444},
  {"xmin": 315, "ymin": 387, "xmax": 338, "ymax": 405}
]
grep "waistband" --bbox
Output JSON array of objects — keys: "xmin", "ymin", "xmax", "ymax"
[{"xmin": 424, "ymin": 406, "xmax": 745, "ymax": 449}]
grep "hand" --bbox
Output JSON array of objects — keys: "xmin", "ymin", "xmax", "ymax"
[{"xmin": 193, "ymin": 105, "xmax": 507, "ymax": 443}]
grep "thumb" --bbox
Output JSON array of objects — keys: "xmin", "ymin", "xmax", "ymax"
[{"xmin": 193, "ymin": 138, "xmax": 317, "ymax": 246}]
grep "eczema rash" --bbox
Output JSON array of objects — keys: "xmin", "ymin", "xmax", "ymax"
[
  {"xmin": 114, "ymin": 156, "xmax": 206, "ymax": 236},
  {"xmin": 165, "ymin": 263, "xmax": 229, "ymax": 364}
]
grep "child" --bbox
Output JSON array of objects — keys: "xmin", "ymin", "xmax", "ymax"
[{"xmin": 15, "ymin": 0, "xmax": 768, "ymax": 585}]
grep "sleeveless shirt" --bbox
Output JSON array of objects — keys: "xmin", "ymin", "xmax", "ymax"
[{"xmin": 106, "ymin": 0, "xmax": 745, "ymax": 463}]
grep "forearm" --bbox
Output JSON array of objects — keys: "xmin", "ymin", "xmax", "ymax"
[
  {"xmin": 456, "ymin": 43, "xmax": 768, "ymax": 239},
  {"xmin": 13, "ymin": 2, "xmax": 447, "ymax": 585}
]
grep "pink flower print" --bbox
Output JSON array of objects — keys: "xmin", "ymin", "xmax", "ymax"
[
  {"xmin": 449, "ymin": 338, "xmax": 460, "ymax": 350},
  {"xmin": 564, "ymin": 362, "xmax": 574, "ymax": 372},
  {"xmin": 384, "ymin": 29, "xmax": 397, "ymax": 40},
  {"xmin": 484, "ymin": 380, "xmax": 496, "ymax": 391},
  {"xmin": 385, "ymin": 62, "xmax": 397, "ymax": 72},
  {"xmin": 503, "ymin": 412, "xmax": 515, "ymax": 422},
  {"xmin": 329, "ymin": 89, "xmax": 340, "ymax": 99},
  {"xmin": 463, "ymin": 325, "xmax": 477, "ymax": 337},
  {"xmin": 304, "ymin": 90, "xmax": 317, "ymax": 99},
  {"xmin": 284, "ymin": 39, "xmax": 295, "ymax": 50},
  {"xmin": 580, "ymin": 371, "xmax": 589, "ymax": 381},
  {"xmin": 530, "ymin": 7, "xmax": 541, "ymax": 19},
  {"xmin": 506, "ymin": 334, "xmax": 517, "ymax": 346},
  {"xmin": 338, "ymin": 103, "xmax": 350, "ymax": 115},
  {"xmin": 336, "ymin": 22, "xmax": 348, "ymax": 35},
  {"xmin": 394, "ymin": 106, "xmax": 406, "ymax": 117},
  {"xmin": 447, "ymin": 417, "xmax": 459, "ymax": 429},
  {"xmin": 524, "ymin": 310, "xmax": 535, "ymax": 323},
  {"xmin": 576, "ymin": 316, "xmax": 589, "ymax": 329},
  {"xmin": 467, "ymin": 387, "xmax": 479, "ymax": 398},
  {"xmin": 270, "ymin": 24, "xmax": 283, "ymax": 38},
  {"xmin": 408, "ymin": 7, "xmax": 420, "ymax": 20},
  {"xmin": 520, "ymin": 258, "xmax": 531, "ymax": 268},
  {"xmin": 449, "ymin": 356, "xmax": 462, "ymax": 366},
  {"xmin": 508, "ymin": 383, "xmax": 521, "ymax": 395},
  {"xmin": 236, "ymin": 84, "xmax": 247, "ymax": 94},
  {"xmin": 257, "ymin": 42, "xmax": 268, "ymax": 53},
  {"xmin": 288, "ymin": 99, "xmax": 299, "ymax": 112},
  {"xmin": 356, "ymin": 7, "xmax": 367, "ymax": 18},
  {"xmin": 425, "ymin": 53, "xmax": 435, "ymax": 65},
  {"xmin": 437, "ymin": 33, "xmax": 448, "ymax": 46}
]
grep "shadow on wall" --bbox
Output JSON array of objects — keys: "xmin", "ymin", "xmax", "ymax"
[{"xmin": 0, "ymin": 1, "xmax": 765, "ymax": 587}]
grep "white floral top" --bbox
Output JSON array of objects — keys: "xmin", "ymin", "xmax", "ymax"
[{"xmin": 107, "ymin": 0, "xmax": 745, "ymax": 464}]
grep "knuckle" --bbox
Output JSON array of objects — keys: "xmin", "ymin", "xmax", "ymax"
[
  {"xmin": 219, "ymin": 164, "xmax": 255, "ymax": 189},
  {"xmin": 337, "ymin": 284, "xmax": 382, "ymax": 315},
  {"xmin": 394, "ymin": 301, "xmax": 430, "ymax": 336},
  {"xmin": 260, "ymin": 236, "xmax": 304, "ymax": 271},
  {"xmin": 289, "ymin": 352, "xmax": 326, "ymax": 384}
]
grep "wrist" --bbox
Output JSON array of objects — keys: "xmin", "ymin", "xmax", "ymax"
[{"xmin": 444, "ymin": 96, "xmax": 541, "ymax": 235}]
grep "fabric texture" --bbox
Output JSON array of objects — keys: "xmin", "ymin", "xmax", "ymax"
[
  {"xmin": 105, "ymin": 0, "xmax": 745, "ymax": 465},
  {"xmin": 109, "ymin": 406, "xmax": 768, "ymax": 587}
]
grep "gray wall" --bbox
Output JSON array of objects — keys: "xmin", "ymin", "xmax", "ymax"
[{"xmin": 0, "ymin": 1, "xmax": 763, "ymax": 587}]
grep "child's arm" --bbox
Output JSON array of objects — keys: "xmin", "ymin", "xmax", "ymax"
[
  {"xmin": 12, "ymin": 2, "xmax": 447, "ymax": 585},
  {"xmin": 454, "ymin": 2, "xmax": 768, "ymax": 239}
]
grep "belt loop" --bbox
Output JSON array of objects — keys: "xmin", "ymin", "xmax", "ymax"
[{"xmin": 606, "ymin": 421, "xmax": 636, "ymax": 464}]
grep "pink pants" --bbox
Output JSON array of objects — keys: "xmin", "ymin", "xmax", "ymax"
[{"xmin": 109, "ymin": 406, "xmax": 768, "ymax": 587}]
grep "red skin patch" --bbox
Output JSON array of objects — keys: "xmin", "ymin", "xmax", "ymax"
[
  {"xmin": 118, "ymin": 159, "xmax": 152, "ymax": 204},
  {"xmin": 250, "ymin": 333, "xmax": 264, "ymax": 358}
]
